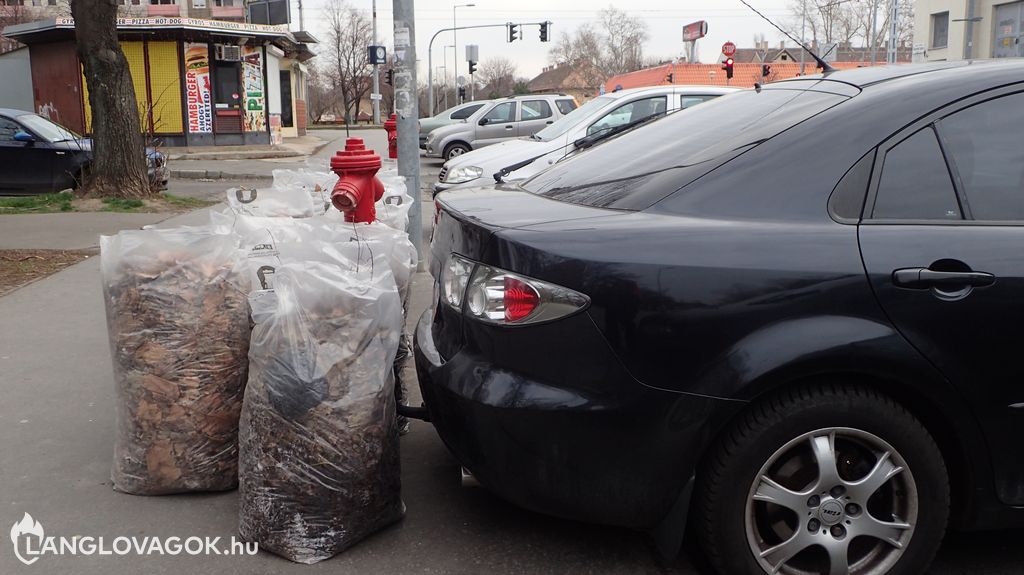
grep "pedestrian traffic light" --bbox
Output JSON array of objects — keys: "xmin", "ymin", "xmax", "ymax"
[
  {"xmin": 508, "ymin": 23, "xmax": 519, "ymax": 43},
  {"xmin": 384, "ymin": 68, "xmax": 394, "ymax": 86},
  {"xmin": 540, "ymin": 21, "xmax": 550, "ymax": 42},
  {"xmin": 458, "ymin": 86, "xmax": 466, "ymax": 101},
  {"xmin": 762, "ymin": 64, "xmax": 771, "ymax": 78},
  {"xmin": 666, "ymin": 72, "xmax": 673, "ymax": 83},
  {"xmin": 722, "ymin": 57, "xmax": 734, "ymax": 80},
  {"xmin": 468, "ymin": 60, "xmax": 477, "ymax": 75}
]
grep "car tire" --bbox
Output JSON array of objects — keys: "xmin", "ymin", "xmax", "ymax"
[
  {"xmin": 696, "ymin": 384, "xmax": 949, "ymax": 575},
  {"xmin": 444, "ymin": 142, "xmax": 470, "ymax": 161}
]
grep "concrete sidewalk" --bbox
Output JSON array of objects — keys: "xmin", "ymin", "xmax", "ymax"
[
  {"xmin": 164, "ymin": 135, "xmax": 330, "ymax": 162},
  {"xmin": 170, "ymin": 129, "xmax": 387, "ymax": 182},
  {"xmin": 0, "ymin": 212, "xmax": 185, "ymax": 250}
]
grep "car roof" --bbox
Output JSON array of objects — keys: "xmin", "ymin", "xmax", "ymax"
[
  {"xmin": 0, "ymin": 108, "xmax": 34, "ymax": 118},
  {"xmin": 600, "ymin": 85, "xmax": 740, "ymax": 100},
  {"xmin": 774, "ymin": 59, "xmax": 1022, "ymax": 90}
]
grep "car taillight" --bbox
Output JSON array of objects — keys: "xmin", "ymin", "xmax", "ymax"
[{"xmin": 464, "ymin": 262, "xmax": 588, "ymax": 325}]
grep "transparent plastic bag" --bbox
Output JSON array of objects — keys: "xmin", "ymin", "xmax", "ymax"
[
  {"xmin": 238, "ymin": 243, "xmax": 404, "ymax": 563},
  {"xmin": 317, "ymin": 212, "xmax": 417, "ymax": 305},
  {"xmin": 376, "ymin": 174, "xmax": 412, "ymax": 232},
  {"xmin": 271, "ymin": 168, "xmax": 335, "ymax": 215},
  {"xmin": 100, "ymin": 226, "xmax": 250, "ymax": 495},
  {"xmin": 226, "ymin": 185, "xmax": 316, "ymax": 218}
]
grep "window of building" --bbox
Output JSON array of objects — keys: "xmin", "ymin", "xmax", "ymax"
[
  {"xmin": 2, "ymin": 0, "xmax": 25, "ymax": 6},
  {"xmin": 937, "ymin": 92, "xmax": 1024, "ymax": 220},
  {"xmin": 931, "ymin": 12, "xmax": 949, "ymax": 49},
  {"xmin": 215, "ymin": 0, "xmax": 238, "ymax": 6},
  {"xmin": 872, "ymin": 127, "xmax": 961, "ymax": 220},
  {"xmin": 150, "ymin": 0, "xmax": 175, "ymax": 5}
]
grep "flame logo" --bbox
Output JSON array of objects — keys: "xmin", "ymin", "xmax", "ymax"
[{"xmin": 10, "ymin": 512, "xmax": 44, "ymax": 565}]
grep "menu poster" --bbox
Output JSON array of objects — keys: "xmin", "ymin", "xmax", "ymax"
[
  {"xmin": 184, "ymin": 43, "xmax": 212, "ymax": 133},
  {"xmin": 242, "ymin": 46, "xmax": 266, "ymax": 132}
]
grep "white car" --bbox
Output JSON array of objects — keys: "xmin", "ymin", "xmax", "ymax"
[{"xmin": 433, "ymin": 85, "xmax": 740, "ymax": 194}]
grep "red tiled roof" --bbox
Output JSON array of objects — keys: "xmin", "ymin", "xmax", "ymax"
[{"xmin": 604, "ymin": 61, "xmax": 890, "ymax": 91}]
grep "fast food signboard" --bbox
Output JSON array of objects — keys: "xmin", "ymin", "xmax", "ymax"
[{"xmin": 184, "ymin": 43, "xmax": 213, "ymax": 134}]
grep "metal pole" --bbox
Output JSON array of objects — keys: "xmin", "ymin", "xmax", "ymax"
[
  {"xmin": 888, "ymin": 0, "xmax": 898, "ymax": 64},
  {"xmin": 392, "ymin": 0, "xmax": 422, "ymax": 269},
  {"xmin": 870, "ymin": 0, "xmax": 878, "ymax": 64},
  {"xmin": 453, "ymin": 5, "xmax": 458, "ymax": 101},
  {"xmin": 963, "ymin": 0, "xmax": 976, "ymax": 60},
  {"xmin": 371, "ymin": 0, "xmax": 381, "ymax": 124},
  {"xmin": 800, "ymin": 0, "xmax": 807, "ymax": 74},
  {"xmin": 427, "ymin": 23, "xmax": 527, "ymax": 116}
]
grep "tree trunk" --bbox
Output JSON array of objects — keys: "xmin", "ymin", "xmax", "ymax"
[{"xmin": 70, "ymin": 0, "xmax": 151, "ymax": 198}]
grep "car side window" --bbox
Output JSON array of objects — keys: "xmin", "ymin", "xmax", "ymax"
[
  {"xmin": 0, "ymin": 118, "xmax": 21, "ymax": 142},
  {"xmin": 450, "ymin": 104, "xmax": 483, "ymax": 120},
  {"xmin": 680, "ymin": 95, "xmax": 717, "ymax": 109},
  {"xmin": 587, "ymin": 96, "xmax": 667, "ymax": 136},
  {"xmin": 555, "ymin": 99, "xmax": 577, "ymax": 115},
  {"xmin": 522, "ymin": 100, "xmax": 552, "ymax": 120},
  {"xmin": 483, "ymin": 102, "xmax": 516, "ymax": 123},
  {"xmin": 936, "ymin": 92, "xmax": 1024, "ymax": 221},
  {"xmin": 872, "ymin": 127, "xmax": 961, "ymax": 220}
]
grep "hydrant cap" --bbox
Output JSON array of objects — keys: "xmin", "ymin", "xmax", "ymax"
[{"xmin": 329, "ymin": 137, "xmax": 381, "ymax": 172}]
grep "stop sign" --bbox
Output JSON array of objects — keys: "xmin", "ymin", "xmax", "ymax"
[{"xmin": 722, "ymin": 41, "xmax": 737, "ymax": 57}]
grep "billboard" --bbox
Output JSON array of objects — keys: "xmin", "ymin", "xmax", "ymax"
[
  {"xmin": 242, "ymin": 46, "xmax": 266, "ymax": 132},
  {"xmin": 683, "ymin": 20, "xmax": 708, "ymax": 42},
  {"xmin": 184, "ymin": 43, "xmax": 213, "ymax": 134},
  {"xmin": 248, "ymin": 0, "xmax": 290, "ymax": 26}
]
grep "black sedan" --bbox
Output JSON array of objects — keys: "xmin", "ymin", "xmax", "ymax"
[
  {"xmin": 0, "ymin": 108, "xmax": 168, "ymax": 195},
  {"xmin": 415, "ymin": 60, "xmax": 1024, "ymax": 575}
]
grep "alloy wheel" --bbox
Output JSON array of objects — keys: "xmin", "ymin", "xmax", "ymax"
[{"xmin": 744, "ymin": 427, "xmax": 918, "ymax": 575}]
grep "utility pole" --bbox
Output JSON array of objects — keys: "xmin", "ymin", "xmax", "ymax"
[
  {"xmin": 888, "ymin": 0, "xmax": 898, "ymax": 64},
  {"xmin": 963, "ymin": 0, "xmax": 976, "ymax": 60},
  {"xmin": 393, "ymin": 0, "xmax": 422, "ymax": 268},
  {"xmin": 800, "ymin": 0, "xmax": 807, "ymax": 74},
  {"xmin": 869, "ymin": 0, "xmax": 878, "ymax": 64},
  {"xmin": 297, "ymin": 0, "xmax": 304, "ymax": 30},
  {"xmin": 371, "ymin": 0, "xmax": 380, "ymax": 125}
]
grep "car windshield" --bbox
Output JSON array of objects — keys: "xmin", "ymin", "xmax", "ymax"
[
  {"xmin": 533, "ymin": 96, "xmax": 615, "ymax": 142},
  {"xmin": 522, "ymin": 87, "xmax": 849, "ymax": 210},
  {"xmin": 18, "ymin": 114, "xmax": 81, "ymax": 143}
]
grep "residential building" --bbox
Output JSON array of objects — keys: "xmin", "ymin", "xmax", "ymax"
[
  {"xmin": 914, "ymin": 0, "xmax": 1024, "ymax": 61},
  {"xmin": 528, "ymin": 63, "xmax": 604, "ymax": 103}
]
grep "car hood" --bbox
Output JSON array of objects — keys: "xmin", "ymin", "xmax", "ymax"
[
  {"xmin": 445, "ymin": 138, "xmax": 553, "ymax": 171},
  {"xmin": 428, "ymin": 122, "xmax": 471, "ymax": 140},
  {"xmin": 420, "ymin": 117, "xmax": 461, "ymax": 133}
]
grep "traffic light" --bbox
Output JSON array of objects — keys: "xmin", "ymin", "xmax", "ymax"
[
  {"xmin": 666, "ymin": 72, "xmax": 673, "ymax": 83},
  {"xmin": 384, "ymin": 68, "xmax": 394, "ymax": 86},
  {"xmin": 468, "ymin": 60, "xmax": 477, "ymax": 75},
  {"xmin": 762, "ymin": 64, "xmax": 771, "ymax": 78},
  {"xmin": 508, "ymin": 23, "xmax": 519, "ymax": 43},
  {"xmin": 722, "ymin": 57, "xmax": 734, "ymax": 80},
  {"xmin": 539, "ymin": 21, "xmax": 550, "ymax": 42}
]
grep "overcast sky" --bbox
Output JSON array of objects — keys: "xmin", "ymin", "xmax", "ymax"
[{"xmin": 295, "ymin": 0, "xmax": 795, "ymax": 82}]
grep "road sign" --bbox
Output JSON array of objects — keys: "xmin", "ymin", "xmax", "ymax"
[
  {"xmin": 465, "ymin": 44, "xmax": 479, "ymax": 63},
  {"xmin": 722, "ymin": 41, "xmax": 736, "ymax": 57},
  {"xmin": 456, "ymin": 75, "xmax": 466, "ymax": 87},
  {"xmin": 368, "ymin": 45, "xmax": 387, "ymax": 65},
  {"xmin": 682, "ymin": 20, "xmax": 707, "ymax": 42},
  {"xmin": 370, "ymin": 93, "xmax": 383, "ymax": 101}
]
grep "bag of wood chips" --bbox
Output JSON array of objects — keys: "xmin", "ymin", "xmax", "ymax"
[
  {"xmin": 100, "ymin": 226, "xmax": 250, "ymax": 495},
  {"xmin": 238, "ymin": 242, "xmax": 405, "ymax": 564}
]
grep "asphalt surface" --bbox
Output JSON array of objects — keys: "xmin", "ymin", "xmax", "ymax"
[{"xmin": 1, "ymin": 141, "xmax": 1023, "ymax": 574}]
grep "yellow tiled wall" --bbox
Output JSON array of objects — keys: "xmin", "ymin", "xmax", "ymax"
[{"xmin": 82, "ymin": 41, "xmax": 183, "ymax": 134}]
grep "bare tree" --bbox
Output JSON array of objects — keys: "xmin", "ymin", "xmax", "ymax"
[
  {"xmin": 323, "ymin": 0, "xmax": 373, "ymax": 124},
  {"xmin": 789, "ymin": 0, "xmax": 914, "ymax": 53},
  {"xmin": 599, "ymin": 6, "xmax": 648, "ymax": 76},
  {"xmin": 305, "ymin": 65, "xmax": 338, "ymax": 123},
  {"xmin": 0, "ymin": 2, "xmax": 30, "ymax": 54},
  {"xmin": 548, "ymin": 7, "xmax": 648, "ymax": 84},
  {"xmin": 476, "ymin": 56, "xmax": 517, "ymax": 98},
  {"xmin": 70, "ymin": 0, "xmax": 150, "ymax": 198}
]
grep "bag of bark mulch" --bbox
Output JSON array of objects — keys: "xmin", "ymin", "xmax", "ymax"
[
  {"xmin": 100, "ymin": 226, "xmax": 250, "ymax": 495},
  {"xmin": 238, "ymin": 243, "xmax": 405, "ymax": 564},
  {"xmin": 226, "ymin": 185, "xmax": 317, "ymax": 218},
  {"xmin": 271, "ymin": 168, "xmax": 335, "ymax": 215}
]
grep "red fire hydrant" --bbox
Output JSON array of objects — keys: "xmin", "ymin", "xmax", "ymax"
[
  {"xmin": 384, "ymin": 113, "xmax": 398, "ymax": 159},
  {"xmin": 330, "ymin": 137, "xmax": 384, "ymax": 223}
]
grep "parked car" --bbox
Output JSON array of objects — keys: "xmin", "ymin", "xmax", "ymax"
[
  {"xmin": 415, "ymin": 60, "xmax": 1024, "ymax": 575},
  {"xmin": 419, "ymin": 101, "xmax": 492, "ymax": 149},
  {"xmin": 423, "ymin": 94, "xmax": 579, "ymax": 161},
  {"xmin": 434, "ymin": 86, "xmax": 739, "ymax": 193},
  {"xmin": 0, "ymin": 108, "xmax": 168, "ymax": 195}
]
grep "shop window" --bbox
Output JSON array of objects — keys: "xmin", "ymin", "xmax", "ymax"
[{"xmin": 931, "ymin": 12, "xmax": 949, "ymax": 49}]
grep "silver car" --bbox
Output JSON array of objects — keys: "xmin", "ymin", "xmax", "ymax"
[{"xmin": 423, "ymin": 94, "xmax": 578, "ymax": 160}]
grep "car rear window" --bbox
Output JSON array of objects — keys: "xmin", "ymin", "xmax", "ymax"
[{"xmin": 522, "ymin": 88, "xmax": 849, "ymax": 210}]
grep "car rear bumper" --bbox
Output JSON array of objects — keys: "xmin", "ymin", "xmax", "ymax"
[{"xmin": 413, "ymin": 307, "xmax": 744, "ymax": 530}]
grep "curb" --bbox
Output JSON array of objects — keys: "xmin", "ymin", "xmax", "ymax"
[{"xmin": 171, "ymin": 170, "xmax": 272, "ymax": 180}]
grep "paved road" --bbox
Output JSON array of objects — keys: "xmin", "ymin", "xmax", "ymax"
[{"xmin": 1, "ymin": 155, "xmax": 1023, "ymax": 574}]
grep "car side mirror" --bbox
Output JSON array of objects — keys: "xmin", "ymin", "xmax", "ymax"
[
  {"xmin": 14, "ymin": 131, "xmax": 34, "ymax": 144},
  {"xmin": 479, "ymin": 118, "xmax": 489, "ymax": 126}
]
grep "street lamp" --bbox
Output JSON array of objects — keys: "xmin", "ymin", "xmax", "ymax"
[{"xmin": 453, "ymin": 3, "xmax": 475, "ymax": 102}]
